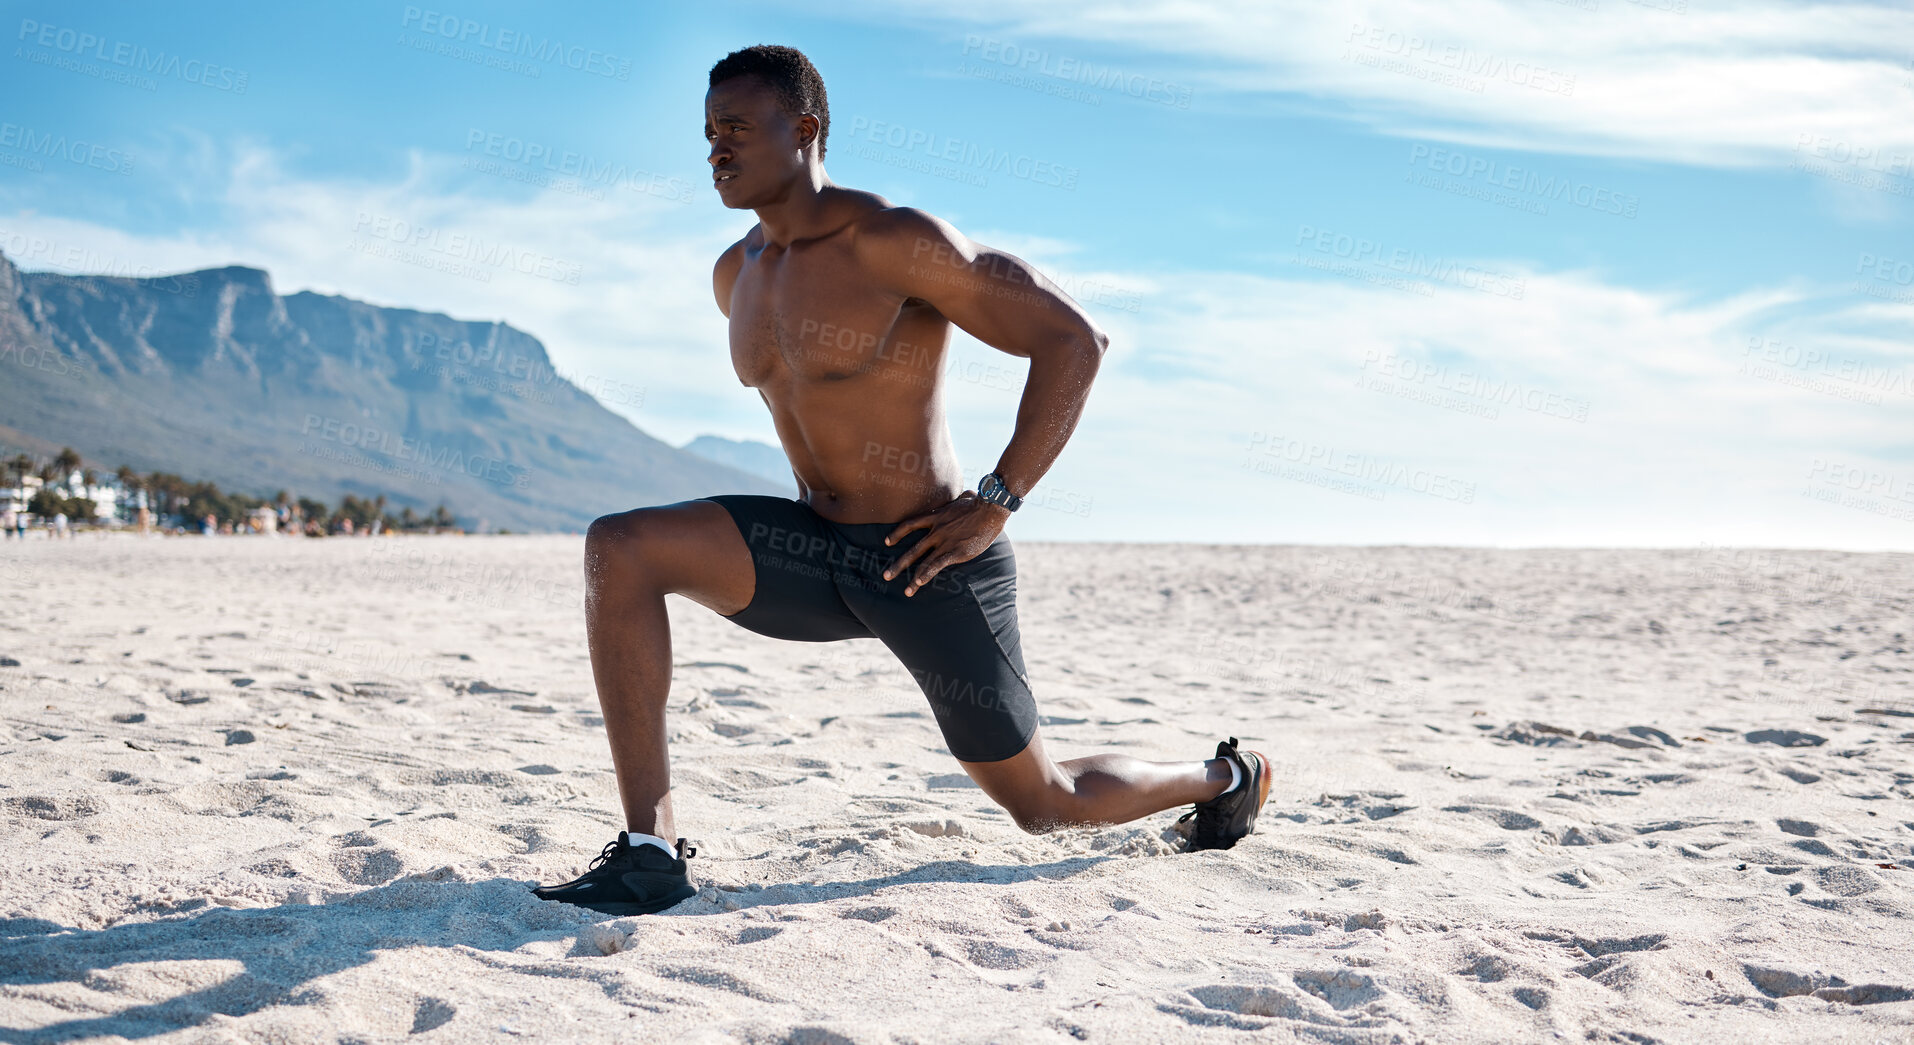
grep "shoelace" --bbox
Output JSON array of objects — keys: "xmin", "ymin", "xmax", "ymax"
[
  {"xmin": 1178, "ymin": 801, "xmax": 1227, "ymax": 841},
  {"xmin": 584, "ymin": 839, "xmax": 626, "ymax": 872},
  {"xmin": 586, "ymin": 838, "xmax": 696, "ymax": 870}
]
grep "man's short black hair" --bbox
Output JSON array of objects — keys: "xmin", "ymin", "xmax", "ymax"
[{"xmin": 709, "ymin": 45, "xmax": 830, "ymax": 158}]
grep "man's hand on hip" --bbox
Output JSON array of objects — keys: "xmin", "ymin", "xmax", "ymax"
[{"xmin": 882, "ymin": 491, "xmax": 1010, "ymax": 597}]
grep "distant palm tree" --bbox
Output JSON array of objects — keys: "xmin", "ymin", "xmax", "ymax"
[{"xmin": 53, "ymin": 446, "xmax": 82, "ymax": 478}]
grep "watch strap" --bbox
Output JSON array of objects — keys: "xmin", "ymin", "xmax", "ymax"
[{"xmin": 979, "ymin": 472, "xmax": 1022, "ymax": 512}]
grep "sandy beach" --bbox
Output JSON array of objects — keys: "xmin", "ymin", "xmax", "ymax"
[{"xmin": 2, "ymin": 535, "xmax": 1910, "ymax": 1043}]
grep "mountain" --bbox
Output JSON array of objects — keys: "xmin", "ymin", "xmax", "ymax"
[
  {"xmin": 0, "ymin": 251, "xmax": 782, "ymax": 531},
  {"xmin": 681, "ymin": 434, "xmax": 792, "ymax": 485}
]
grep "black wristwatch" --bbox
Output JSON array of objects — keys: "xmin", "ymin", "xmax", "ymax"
[{"xmin": 978, "ymin": 471, "xmax": 1023, "ymax": 512}]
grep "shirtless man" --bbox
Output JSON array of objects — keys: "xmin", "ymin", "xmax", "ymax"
[{"xmin": 533, "ymin": 45, "xmax": 1272, "ymax": 916}]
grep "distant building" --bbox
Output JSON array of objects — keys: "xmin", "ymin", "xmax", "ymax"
[
  {"xmin": 59, "ymin": 471, "xmax": 121, "ymax": 520},
  {"xmin": 2, "ymin": 471, "xmax": 126, "ymax": 526},
  {"xmin": 1, "ymin": 475, "xmax": 43, "ymax": 522}
]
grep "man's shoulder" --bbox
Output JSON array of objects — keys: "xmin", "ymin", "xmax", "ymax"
[
  {"xmin": 713, "ymin": 227, "xmax": 758, "ymax": 283},
  {"xmin": 712, "ymin": 227, "xmax": 761, "ymax": 314},
  {"xmin": 843, "ymin": 200, "xmax": 959, "ymax": 263},
  {"xmin": 844, "ymin": 198, "xmax": 947, "ymax": 237},
  {"xmin": 717, "ymin": 225, "xmax": 761, "ymax": 262}
]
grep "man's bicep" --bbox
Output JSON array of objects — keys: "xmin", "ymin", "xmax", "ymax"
[
  {"xmin": 871, "ymin": 216, "xmax": 1085, "ymax": 357},
  {"xmin": 930, "ymin": 252, "xmax": 1083, "ymax": 357}
]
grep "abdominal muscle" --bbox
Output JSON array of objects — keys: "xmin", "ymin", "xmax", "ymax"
[{"xmin": 766, "ymin": 382, "xmax": 965, "ymax": 525}]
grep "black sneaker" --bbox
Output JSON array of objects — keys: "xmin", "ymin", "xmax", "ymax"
[
  {"xmin": 532, "ymin": 833, "xmax": 698, "ymax": 915},
  {"xmin": 1179, "ymin": 737, "xmax": 1271, "ymax": 851}
]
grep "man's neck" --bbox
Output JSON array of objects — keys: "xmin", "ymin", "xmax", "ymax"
[{"xmin": 753, "ymin": 166, "xmax": 840, "ymax": 248}]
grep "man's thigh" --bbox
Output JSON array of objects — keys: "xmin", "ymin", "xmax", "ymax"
[
  {"xmin": 837, "ymin": 532, "xmax": 1038, "ymax": 763},
  {"xmin": 589, "ymin": 498, "xmax": 756, "ymax": 616},
  {"xmin": 699, "ymin": 495, "xmax": 875, "ymax": 643}
]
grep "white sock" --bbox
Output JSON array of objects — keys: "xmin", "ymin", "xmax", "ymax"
[
  {"xmin": 1222, "ymin": 758, "xmax": 1243, "ymax": 794},
  {"xmin": 620, "ymin": 830, "xmax": 678, "ymax": 858}
]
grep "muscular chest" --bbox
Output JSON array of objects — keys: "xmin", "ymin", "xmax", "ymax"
[{"xmin": 728, "ymin": 241, "xmax": 927, "ymax": 387}]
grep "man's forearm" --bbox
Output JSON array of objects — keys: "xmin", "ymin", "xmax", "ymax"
[{"xmin": 990, "ymin": 334, "xmax": 1105, "ymax": 500}]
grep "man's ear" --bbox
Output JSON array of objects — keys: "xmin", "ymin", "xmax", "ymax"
[{"xmin": 796, "ymin": 113, "xmax": 820, "ymax": 152}]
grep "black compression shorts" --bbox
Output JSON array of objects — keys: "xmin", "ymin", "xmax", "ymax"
[{"xmin": 700, "ymin": 494, "xmax": 1037, "ymax": 763}]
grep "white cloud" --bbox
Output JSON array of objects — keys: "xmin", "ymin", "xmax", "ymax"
[
  {"xmin": 1, "ymin": 133, "xmax": 772, "ymax": 448},
  {"xmin": 844, "ymin": 0, "xmax": 1914, "ymax": 170},
  {"xmin": 1003, "ymin": 261, "xmax": 1914, "ymax": 548}
]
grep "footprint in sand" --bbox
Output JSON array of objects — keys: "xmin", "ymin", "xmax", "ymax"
[
  {"xmin": 1526, "ymin": 930, "xmax": 1669, "ymax": 961},
  {"xmin": 410, "ymin": 998, "xmax": 457, "ymax": 1034},
  {"xmin": 1744, "ymin": 964, "xmax": 1913, "ymax": 1004},
  {"xmin": 331, "ymin": 847, "xmax": 404, "ymax": 886},
  {"xmin": 1317, "ymin": 792, "xmax": 1416, "ymax": 821},
  {"xmin": 1290, "ymin": 968, "xmax": 1384, "ymax": 1011},
  {"xmin": 1442, "ymin": 805, "xmax": 1542, "ymax": 830},
  {"xmin": 1185, "ymin": 984, "xmax": 1311, "ymax": 1022},
  {"xmin": 1745, "ymin": 729, "xmax": 1826, "ymax": 747},
  {"xmin": 467, "ymin": 680, "xmax": 537, "ymax": 697}
]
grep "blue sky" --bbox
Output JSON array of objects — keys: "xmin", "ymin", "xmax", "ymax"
[{"xmin": 4, "ymin": 0, "xmax": 1912, "ymax": 547}]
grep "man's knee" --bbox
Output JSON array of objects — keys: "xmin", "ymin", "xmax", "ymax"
[
  {"xmin": 585, "ymin": 509, "xmax": 650, "ymax": 582},
  {"xmin": 1000, "ymin": 795, "xmax": 1066, "ymax": 834},
  {"xmin": 1010, "ymin": 809, "xmax": 1052, "ymax": 835}
]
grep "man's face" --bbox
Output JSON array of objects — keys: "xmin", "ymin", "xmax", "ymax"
[{"xmin": 705, "ymin": 77, "xmax": 813, "ymax": 210}]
